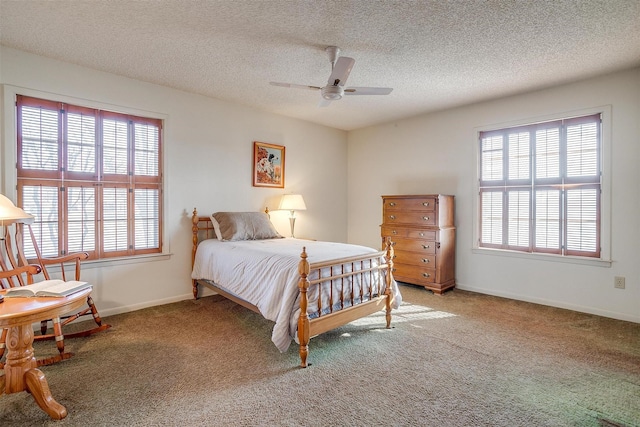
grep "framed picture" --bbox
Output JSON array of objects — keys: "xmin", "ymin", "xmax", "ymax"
[{"xmin": 253, "ymin": 141, "xmax": 285, "ymax": 188}]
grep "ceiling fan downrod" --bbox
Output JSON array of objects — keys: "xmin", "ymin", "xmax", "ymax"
[{"xmin": 325, "ymin": 46, "xmax": 340, "ymax": 68}]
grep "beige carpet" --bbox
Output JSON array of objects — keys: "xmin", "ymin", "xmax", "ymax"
[{"xmin": 1, "ymin": 284, "xmax": 639, "ymax": 426}]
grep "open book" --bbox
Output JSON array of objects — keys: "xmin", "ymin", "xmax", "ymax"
[{"xmin": 4, "ymin": 279, "xmax": 92, "ymax": 298}]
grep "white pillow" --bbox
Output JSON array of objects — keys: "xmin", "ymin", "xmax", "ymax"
[
  {"xmin": 211, "ymin": 212, "xmax": 283, "ymax": 241},
  {"xmin": 210, "ymin": 215, "xmax": 222, "ymax": 240}
]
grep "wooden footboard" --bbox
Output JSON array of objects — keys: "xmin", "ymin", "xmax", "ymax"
[
  {"xmin": 297, "ymin": 239, "xmax": 394, "ymax": 367},
  {"xmin": 191, "ymin": 208, "xmax": 396, "ymax": 368}
]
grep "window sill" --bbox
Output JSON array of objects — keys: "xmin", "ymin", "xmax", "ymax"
[
  {"xmin": 472, "ymin": 247, "xmax": 612, "ymax": 267},
  {"xmin": 65, "ymin": 252, "xmax": 173, "ymax": 271}
]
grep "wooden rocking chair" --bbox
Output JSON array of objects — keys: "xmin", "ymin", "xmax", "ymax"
[{"xmin": 0, "ymin": 221, "xmax": 111, "ymax": 366}]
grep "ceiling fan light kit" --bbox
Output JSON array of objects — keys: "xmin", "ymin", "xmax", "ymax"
[
  {"xmin": 270, "ymin": 46, "xmax": 393, "ymax": 106},
  {"xmin": 321, "ymin": 85, "xmax": 344, "ymax": 100}
]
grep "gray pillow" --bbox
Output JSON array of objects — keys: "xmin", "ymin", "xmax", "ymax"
[{"xmin": 211, "ymin": 212, "xmax": 283, "ymax": 241}]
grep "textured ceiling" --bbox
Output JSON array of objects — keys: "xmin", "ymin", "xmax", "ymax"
[{"xmin": 1, "ymin": 0, "xmax": 639, "ymax": 131}]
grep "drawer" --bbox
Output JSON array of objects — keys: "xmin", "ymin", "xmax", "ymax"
[
  {"xmin": 390, "ymin": 237, "xmax": 436, "ymax": 254},
  {"xmin": 382, "ymin": 226, "xmax": 436, "ymax": 240},
  {"xmin": 392, "ymin": 263, "xmax": 436, "ymax": 284},
  {"xmin": 391, "ymin": 249, "xmax": 436, "ymax": 267},
  {"xmin": 383, "ymin": 197, "xmax": 436, "ymax": 212},
  {"xmin": 383, "ymin": 211, "xmax": 436, "ymax": 226}
]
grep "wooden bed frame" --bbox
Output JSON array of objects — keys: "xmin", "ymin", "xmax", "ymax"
[{"xmin": 191, "ymin": 208, "xmax": 396, "ymax": 367}]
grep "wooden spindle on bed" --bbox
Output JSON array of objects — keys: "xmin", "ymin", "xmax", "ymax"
[
  {"xmin": 297, "ymin": 247, "xmax": 311, "ymax": 368},
  {"xmin": 192, "ymin": 208, "xmax": 200, "ymax": 299},
  {"xmin": 340, "ymin": 264, "xmax": 345, "ymax": 310},
  {"xmin": 384, "ymin": 237, "xmax": 394, "ymax": 329}
]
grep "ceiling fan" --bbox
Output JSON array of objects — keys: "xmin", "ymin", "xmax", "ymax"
[{"xmin": 270, "ymin": 46, "xmax": 393, "ymax": 107}]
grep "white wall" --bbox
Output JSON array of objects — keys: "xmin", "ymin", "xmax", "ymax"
[
  {"xmin": 2, "ymin": 46, "xmax": 637, "ymax": 324},
  {"xmin": 347, "ymin": 67, "xmax": 640, "ymax": 323},
  {"xmin": 0, "ymin": 47, "xmax": 348, "ymax": 316}
]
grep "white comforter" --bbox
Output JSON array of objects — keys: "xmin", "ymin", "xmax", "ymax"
[{"xmin": 191, "ymin": 238, "xmax": 401, "ymax": 352}]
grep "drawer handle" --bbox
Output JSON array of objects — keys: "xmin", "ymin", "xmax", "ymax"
[
  {"xmin": 423, "ymin": 216, "xmax": 430, "ymax": 221},
  {"xmin": 392, "ymin": 230, "xmax": 397, "ymax": 235},
  {"xmin": 422, "ymin": 273, "xmax": 431, "ymax": 278},
  {"xmin": 392, "ymin": 255, "xmax": 397, "ymax": 259},
  {"xmin": 421, "ymin": 258, "xmax": 430, "ymax": 263},
  {"xmin": 419, "ymin": 232, "xmax": 425, "ymax": 236},
  {"xmin": 422, "ymin": 244, "xmax": 430, "ymax": 249},
  {"xmin": 391, "ymin": 242, "xmax": 397, "ymax": 246},
  {"xmin": 392, "ymin": 268, "xmax": 397, "ymax": 272},
  {"xmin": 389, "ymin": 202, "xmax": 396, "ymax": 207},
  {"xmin": 422, "ymin": 202, "xmax": 430, "ymax": 207},
  {"xmin": 389, "ymin": 215, "xmax": 396, "ymax": 220}
]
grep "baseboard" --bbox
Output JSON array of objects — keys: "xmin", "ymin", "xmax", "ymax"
[
  {"xmin": 97, "ymin": 294, "xmax": 194, "ymax": 318},
  {"xmin": 28, "ymin": 288, "xmax": 220, "ymax": 331},
  {"xmin": 456, "ymin": 283, "xmax": 640, "ymax": 324},
  {"xmin": 98, "ymin": 286, "xmax": 220, "ymax": 318}
]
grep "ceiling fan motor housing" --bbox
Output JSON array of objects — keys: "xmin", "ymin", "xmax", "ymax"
[{"xmin": 321, "ymin": 85, "xmax": 344, "ymax": 100}]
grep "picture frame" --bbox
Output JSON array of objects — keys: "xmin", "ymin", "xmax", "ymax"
[{"xmin": 253, "ymin": 141, "xmax": 285, "ymax": 188}]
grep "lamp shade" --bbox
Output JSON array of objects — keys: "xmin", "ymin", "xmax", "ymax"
[
  {"xmin": 0, "ymin": 194, "xmax": 34, "ymax": 224},
  {"xmin": 279, "ymin": 194, "xmax": 306, "ymax": 211}
]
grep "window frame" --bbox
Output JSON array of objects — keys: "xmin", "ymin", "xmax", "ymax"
[
  {"xmin": 7, "ymin": 90, "xmax": 167, "ymax": 263},
  {"xmin": 473, "ymin": 106, "xmax": 612, "ymax": 267}
]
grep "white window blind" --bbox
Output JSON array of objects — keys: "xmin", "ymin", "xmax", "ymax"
[
  {"xmin": 66, "ymin": 110, "xmax": 96, "ymax": 174},
  {"xmin": 67, "ymin": 185, "xmax": 96, "ymax": 254},
  {"xmin": 16, "ymin": 95, "xmax": 163, "ymax": 260},
  {"xmin": 566, "ymin": 188, "xmax": 598, "ymax": 253},
  {"xmin": 535, "ymin": 128, "xmax": 560, "ymax": 179},
  {"xmin": 481, "ymin": 191, "xmax": 503, "ymax": 245},
  {"xmin": 507, "ymin": 190, "xmax": 530, "ymax": 248},
  {"xmin": 134, "ymin": 123, "xmax": 160, "ymax": 177},
  {"xmin": 481, "ymin": 135, "xmax": 503, "ymax": 181},
  {"xmin": 534, "ymin": 190, "xmax": 560, "ymax": 251},
  {"xmin": 21, "ymin": 184, "xmax": 59, "ymax": 259},
  {"xmin": 508, "ymin": 132, "xmax": 530, "ymax": 180},
  {"xmin": 103, "ymin": 118, "xmax": 129, "ymax": 176},
  {"xmin": 103, "ymin": 187, "xmax": 129, "ymax": 253},
  {"xmin": 479, "ymin": 114, "xmax": 601, "ymax": 258},
  {"xmin": 20, "ymin": 106, "xmax": 59, "ymax": 171},
  {"xmin": 134, "ymin": 188, "xmax": 160, "ymax": 249}
]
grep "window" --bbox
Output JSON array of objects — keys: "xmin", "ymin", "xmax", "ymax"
[
  {"xmin": 479, "ymin": 114, "xmax": 601, "ymax": 258},
  {"xmin": 16, "ymin": 95, "xmax": 163, "ymax": 260}
]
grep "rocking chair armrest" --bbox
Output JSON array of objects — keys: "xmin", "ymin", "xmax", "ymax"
[
  {"xmin": 35, "ymin": 251, "xmax": 89, "ymax": 282},
  {"xmin": 37, "ymin": 251, "xmax": 90, "ymax": 265},
  {"xmin": 0, "ymin": 264, "xmax": 42, "ymax": 280}
]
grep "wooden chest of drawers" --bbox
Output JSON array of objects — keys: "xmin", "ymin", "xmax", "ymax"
[{"xmin": 381, "ymin": 194, "xmax": 455, "ymax": 295}]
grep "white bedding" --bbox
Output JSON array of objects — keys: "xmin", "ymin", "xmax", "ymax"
[{"xmin": 191, "ymin": 238, "xmax": 401, "ymax": 352}]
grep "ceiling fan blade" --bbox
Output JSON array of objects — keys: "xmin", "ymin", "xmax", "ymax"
[
  {"xmin": 344, "ymin": 87, "xmax": 393, "ymax": 95},
  {"xmin": 270, "ymin": 82, "xmax": 321, "ymax": 91},
  {"xmin": 327, "ymin": 57, "xmax": 355, "ymax": 86}
]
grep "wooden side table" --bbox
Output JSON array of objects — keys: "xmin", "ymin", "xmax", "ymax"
[{"xmin": 0, "ymin": 288, "xmax": 92, "ymax": 420}]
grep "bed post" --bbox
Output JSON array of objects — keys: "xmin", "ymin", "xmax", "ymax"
[
  {"xmin": 297, "ymin": 247, "xmax": 310, "ymax": 368},
  {"xmin": 191, "ymin": 208, "xmax": 200, "ymax": 300},
  {"xmin": 384, "ymin": 237, "xmax": 394, "ymax": 329}
]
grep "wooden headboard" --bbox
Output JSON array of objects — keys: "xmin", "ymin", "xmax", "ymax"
[{"xmin": 191, "ymin": 208, "xmax": 271, "ymax": 269}]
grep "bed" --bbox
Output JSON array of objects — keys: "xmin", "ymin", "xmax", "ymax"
[{"xmin": 190, "ymin": 209, "xmax": 401, "ymax": 367}]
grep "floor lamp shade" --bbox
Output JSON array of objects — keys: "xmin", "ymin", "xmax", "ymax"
[{"xmin": 279, "ymin": 194, "xmax": 306, "ymax": 237}]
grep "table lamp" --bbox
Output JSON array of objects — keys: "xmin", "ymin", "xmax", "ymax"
[
  {"xmin": 279, "ymin": 194, "xmax": 306, "ymax": 238},
  {"xmin": 0, "ymin": 194, "xmax": 34, "ymax": 303}
]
